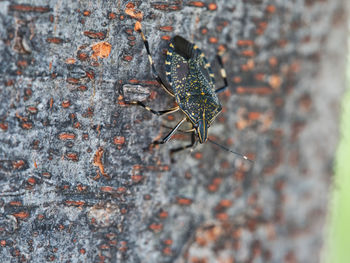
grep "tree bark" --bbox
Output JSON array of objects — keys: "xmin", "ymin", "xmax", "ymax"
[{"xmin": 0, "ymin": 1, "xmax": 348, "ymax": 262}]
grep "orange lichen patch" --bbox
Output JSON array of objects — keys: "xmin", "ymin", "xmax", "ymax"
[
  {"xmin": 166, "ymin": 115, "xmax": 175, "ymax": 121},
  {"xmin": 201, "ymin": 28, "xmax": 208, "ymax": 35},
  {"xmin": 84, "ymin": 31, "xmax": 106, "ymax": 40},
  {"xmin": 21, "ymin": 122, "xmax": 32, "ymax": 129},
  {"xmin": 27, "ymin": 177, "xmax": 36, "ymax": 185},
  {"xmin": 91, "ymin": 42, "xmax": 112, "ymax": 60},
  {"xmin": 126, "ymin": 2, "xmax": 135, "ymax": 8},
  {"xmin": 65, "ymin": 58, "xmax": 76, "ymax": 64},
  {"xmin": 125, "ymin": 5, "xmax": 143, "ymax": 20},
  {"xmin": 269, "ymin": 57, "xmax": 278, "ymax": 67},
  {"xmin": 76, "ymin": 184, "xmax": 86, "ymax": 191},
  {"xmin": 26, "ymin": 106, "xmax": 38, "ymax": 114},
  {"xmin": 188, "ymin": 1, "xmax": 205, "ymax": 7},
  {"xmin": 67, "ymin": 78, "xmax": 79, "ymax": 84},
  {"xmin": 207, "ymin": 184, "xmax": 218, "ymax": 192},
  {"xmin": 0, "ymin": 122, "xmax": 8, "ymax": 131},
  {"xmin": 176, "ymin": 197, "xmax": 192, "ymax": 206},
  {"xmin": 78, "ymin": 85, "xmax": 87, "ymax": 91},
  {"xmin": 59, "ymin": 133, "xmax": 76, "ymax": 140},
  {"xmin": 37, "ymin": 214, "xmax": 45, "ymax": 220},
  {"xmin": 13, "ymin": 211, "xmax": 29, "ymax": 219},
  {"xmin": 100, "ymin": 244, "xmax": 110, "ymax": 250},
  {"xmin": 119, "ymin": 241, "xmax": 128, "ymax": 252},
  {"xmin": 85, "ymin": 71, "xmax": 94, "ymax": 79},
  {"xmin": 15, "ymin": 112, "xmax": 28, "ymax": 122},
  {"xmin": 131, "ymin": 174, "xmax": 143, "ymax": 183},
  {"xmin": 9, "ymin": 201, "xmax": 22, "ymax": 206},
  {"xmin": 248, "ymin": 112, "xmax": 261, "ymax": 121},
  {"xmin": 93, "ymin": 147, "xmax": 107, "ymax": 177},
  {"xmin": 208, "ymin": 3, "xmax": 217, "ymax": 10},
  {"xmin": 12, "ymin": 160, "xmax": 25, "ymax": 169},
  {"xmin": 17, "ymin": 60, "xmax": 28, "ymax": 68},
  {"xmin": 218, "ymin": 199, "xmax": 232, "ymax": 208},
  {"xmin": 108, "ymin": 12, "xmax": 116, "ymax": 19},
  {"xmin": 194, "ymin": 152, "xmax": 202, "ymax": 159},
  {"xmin": 128, "ymin": 79, "xmax": 139, "ymax": 84},
  {"xmin": 149, "ymin": 223, "xmax": 163, "ymax": 232},
  {"xmin": 158, "ymin": 210, "xmax": 168, "ymax": 219},
  {"xmin": 237, "ymin": 40, "xmax": 254, "ymax": 46},
  {"xmin": 46, "ymin": 37, "xmax": 63, "ymax": 44},
  {"xmin": 65, "ymin": 200, "xmax": 85, "ymax": 206},
  {"xmin": 42, "ymin": 172, "xmax": 51, "ymax": 178},
  {"xmin": 256, "ymin": 22, "xmax": 267, "ymax": 35},
  {"xmin": 62, "ymin": 100, "xmax": 71, "ymax": 108},
  {"xmin": 66, "ymin": 153, "xmax": 79, "ymax": 162},
  {"xmin": 123, "ymin": 55, "xmax": 133, "ymax": 62},
  {"xmin": 101, "ymin": 186, "xmax": 115, "ymax": 193},
  {"xmin": 49, "ymin": 98, "xmax": 54, "ymax": 109},
  {"xmin": 209, "ymin": 37, "xmax": 218, "ymax": 44},
  {"xmin": 159, "ymin": 35, "xmax": 170, "ymax": 42},
  {"xmin": 268, "ymin": 75, "xmax": 282, "ymax": 89},
  {"xmin": 77, "ymin": 52, "xmax": 89, "ymax": 61},
  {"xmin": 117, "ymin": 187, "xmax": 126, "ymax": 193},
  {"xmin": 241, "ymin": 49, "xmax": 255, "ymax": 57},
  {"xmin": 117, "ymin": 95, "xmax": 127, "ymax": 106},
  {"xmin": 9, "ymin": 4, "xmax": 50, "ymax": 12},
  {"xmin": 113, "ymin": 136, "xmax": 125, "ymax": 145},
  {"xmin": 208, "ymin": 177, "xmax": 223, "ymax": 192},
  {"xmin": 159, "ymin": 26, "xmax": 173, "ymax": 32},
  {"xmin": 236, "ymin": 86, "xmax": 272, "ymax": 95},
  {"xmin": 163, "ymin": 239, "xmax": 173, "ymax": 245},
  {"xmin": 266, "ymin": 5, "xmax": 276, "ymax": 13},
  {"xmin": 83, "ymin": 10, "xmax": 91, "ymax": 16}
]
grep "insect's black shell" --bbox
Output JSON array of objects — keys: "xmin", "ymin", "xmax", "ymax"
[{"xmin": 165, "ymin": 36, "xmax": 222, "ymax": 126}]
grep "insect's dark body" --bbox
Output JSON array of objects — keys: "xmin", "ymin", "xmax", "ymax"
[
  {"xmin": 130, "ymin": 24, "xmax": 251, "ymax": 160},
  {"xmin": 165, "ymin": 36, "xmax": 222, "ymax": 142},
  {"xmin": 131, "ymin": 25, "xmax": 232, "ymax": 154}
]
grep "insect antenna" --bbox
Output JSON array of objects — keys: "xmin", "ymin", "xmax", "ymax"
[{"xmin": 207, "ymin": 138, "xmax": 253, "ymax": 163}]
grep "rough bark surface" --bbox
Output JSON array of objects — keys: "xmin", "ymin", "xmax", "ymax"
[{"xmin": 0, "ymin": 1, "xmax": 348, "ymax": 262}]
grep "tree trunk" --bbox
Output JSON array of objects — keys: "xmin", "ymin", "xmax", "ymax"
[{"xmin": 0, "ymin": 1, "xmax": 348, "ymax": 262}]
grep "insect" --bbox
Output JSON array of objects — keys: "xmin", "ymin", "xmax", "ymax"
[{"xmin": 129, "ymin": 22, "xmax": 250, "ymax": 161}]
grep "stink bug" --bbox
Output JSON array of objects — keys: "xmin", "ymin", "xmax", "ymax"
[{"xmin": 129, "ymin": 22, "xmax": 250, "ymax": 161}]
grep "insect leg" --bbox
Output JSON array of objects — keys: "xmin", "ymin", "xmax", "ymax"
[
  {"xmin": 152, "ymin": 117, "xmax": 186, "ymax": 145},
  {"xmin": 215, "ymin": 55, "xmax": 228, "ymax": 94},
  {"xmin": 136, "ymin": 28, "xmax": 175, "ymax": 97},
  {"xmin": 170, "ymin": 131, "xmax": 196, "ymax": 155},
  {"xmin": 129, "ymin": 101, "xmax": 179, "ymax": 116}
]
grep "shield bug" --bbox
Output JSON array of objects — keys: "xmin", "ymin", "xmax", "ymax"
[{"xmin": 129, "ymin": 22, "xmax": 251, "ymax": 161}]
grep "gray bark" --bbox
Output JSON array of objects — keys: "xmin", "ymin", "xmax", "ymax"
[{"xmin": 0, "ymin": 0, "xmax": 348, "ymax": 262}]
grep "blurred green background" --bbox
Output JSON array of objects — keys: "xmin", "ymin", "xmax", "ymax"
[{"xmin": 326, "ymin": 54, "xmax": 350, "ymax": 262}]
